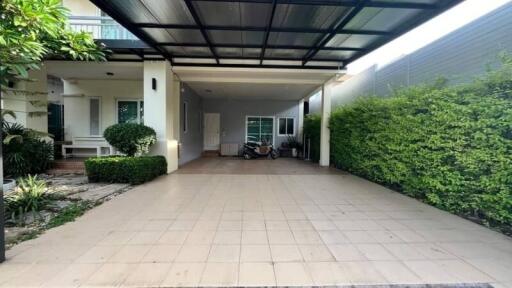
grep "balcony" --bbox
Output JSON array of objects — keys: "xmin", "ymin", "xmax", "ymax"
[{"xmin": 68, "ymin": 16, "xmax": 138, "ymax": 41}]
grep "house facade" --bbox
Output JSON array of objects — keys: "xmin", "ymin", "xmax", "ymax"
[{"xmin": 3, "ymin": 0, "xmax": 463, "ymax": 173}]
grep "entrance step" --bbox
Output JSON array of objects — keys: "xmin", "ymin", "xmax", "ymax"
[
  {"xmin": 48, "ymin": 159, "xmax": 86, "ymax": 174},
  {"xmin": 202, "ymin": 150, "xmax": 220, "ymax": 157}
]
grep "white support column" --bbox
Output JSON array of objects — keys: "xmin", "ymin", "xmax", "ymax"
[
  {"xmin": 319, "ymin": 82, "xmax": 331, "ymax": 167},
  {"xmin": 143, "ymin": 61, "xmax": 179, "ymax": 173},
  {"xmin": 298, "ymin": 99, "xmax": 304, "ymax": 143}
]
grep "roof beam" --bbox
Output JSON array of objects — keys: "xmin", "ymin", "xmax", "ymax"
[
  {"xmin": 260, "ymin": 0, "xmax": 277, "ymax": 65},
  {"xmin": 157, "ymin": 42, "xmax": 366, "ymax": 51},
  {"xmin": 183, "ymin": 0, "xmax": 219, "ymax": 64},
  {"xmin": 134, "ymin": 23, "xmax": 392, "ymax": 36},
  {"xmin": 171, "ymin": 55, "xmax": 344, "ymax": 63},
  {"xmin": 171, "ymin": 62, "xmax": 342, "ymax": 70},
  {"xmin": 302, "ymin": 0, "xmax": 367, "ymax": 65},
  {"xmin": 189, "ymin": 0, "xmax": 438, "ymax": 9}
]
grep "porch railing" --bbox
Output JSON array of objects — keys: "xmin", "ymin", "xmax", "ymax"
[{"xmin": 68, "ymin": 16, "xmax": 138, "ymax": 40}]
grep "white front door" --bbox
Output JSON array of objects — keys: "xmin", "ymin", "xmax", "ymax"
[{"xmin": 203, "ymin": 113, "xmax": 220, "ymax": 150}]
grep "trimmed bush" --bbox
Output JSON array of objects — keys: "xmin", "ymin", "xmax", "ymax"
[
  {"xmin": 329, "ymin": 57, "xmax": 512, "ymax": 231},
  {"xmin": 303, "ymin": 114, "xmax": 321, "ymax": 162},
  {"xmin": 104, "ymin": 123, "xmax": 156, "ymax": 156},
  {"xmin": 85, "ymin": 156, "xmax": 167, "ymax": 184}
]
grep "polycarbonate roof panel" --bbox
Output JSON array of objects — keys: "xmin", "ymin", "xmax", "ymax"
[
  {"xmin": 272, "ymin": 4, "xmax": 350, "ymax": 29},
  {"xmin": 267, "ymin": 32, "xmax": 321, "ymax": 46},
  {"xmin": 192, "ymin": 2, "xmax": 272, "ymax": 27},
  {"xmin": 265, "ymin": 49, "xmax": 308, "ymax": 59},
  {"xmin": 140, "ymin": 0, "xmax": 195, "ymax": 25},
  {"xmin": 314, "ymin": 50, "xmax": 358, "ymax": 60},
  {"xmin": 208, "ymin": 31, "xmax": 264, "ymax": 45},
  {"xmin": 92, "ymin": 0, "xmax": 463, "ymax": 69}
]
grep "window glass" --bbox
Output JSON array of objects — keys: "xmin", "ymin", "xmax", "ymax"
[
  {"xmin": 286, "ymin": 118, "xmax": 294, "ymax": 135},
  {"xmin": 118, "ymin": 101, "xmax": 138, "ymax": 123},
  {"xmin": 278, "ymin": 118, "xmax": 294, "ymax": 135},
  {"xmin": 279, "ymin": 118, "xmax": 286, "ymax": 135},
  {"xmin": 183, "ymin": 102, "xmax": 188, "ymax": 133},
  {"xmin": 89, "ymin": 98, "xmax": 100, "ymax": 135},
  {"xmin": 246, "ymin": 117, "xmax": 274, "ymax": 144},
  {"xmin": 139, "ymin": 101, "xmax": 144, "ymax": 124}
]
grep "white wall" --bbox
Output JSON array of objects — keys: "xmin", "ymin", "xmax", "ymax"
[
  {"xmin": 320, "ymin": 3, "xmax": 512, "ymax": 112},
  {"xmin": 63, "ymin": 0, "xmax": 99, "ymax": 17},
  {"xmin": 62, "ymin": 79, "xmax": 143, "ymax": 140},
  {"xmin": 2, "ymin": 67, "xmax": 49, "ymax": 132},
  {"xmin": 202, "ymin": 98, "xmax": 300, "ymax": 149},
  {"xmin": 180, "ymin": 84, "xmax": 203, "ymax": 165}
]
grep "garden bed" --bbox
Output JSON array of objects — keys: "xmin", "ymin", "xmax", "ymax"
[{"xmin": 4, "ymin": 173, "xmax": 132, "ymax": 248}]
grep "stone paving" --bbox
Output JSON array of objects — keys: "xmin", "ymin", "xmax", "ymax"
[{"xmin": 1, "ymin": 158, "xmax": 511, "ymax": 287}]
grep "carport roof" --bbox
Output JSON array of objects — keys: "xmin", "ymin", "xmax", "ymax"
[{"xmin": 91, "ymin": 0, "xmax": 463, "ymax": 70}]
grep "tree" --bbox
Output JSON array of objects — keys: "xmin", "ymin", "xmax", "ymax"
[
  {"xmin": 0, "ymin": 0, "xmax": 107, "ymax": 86},
  {"xmin": 0, "ymin": 0, "xmax": 107, "ymax": 263}
]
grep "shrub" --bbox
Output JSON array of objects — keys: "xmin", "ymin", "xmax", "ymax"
[
  {"xmin": 5, "ymin": 175, "xmax": 50, "ymax": 224},
  {"xmin": 2, "ymin": 122, "xmax": 53, "ymax": 177},
  {"xmin": 303, "ymin": 114, "xmax": 321, "ymax": 162},
  {"xmin": 85, "ymin": 156, "xmax": 167, "ymax": 184},
  {"xmin": 103, "ymin": 123, "xmax": 157, "ymax": 156},
  {"xmin": 329, "ymin": 59, "xmax": 512, "ymax": 231}
]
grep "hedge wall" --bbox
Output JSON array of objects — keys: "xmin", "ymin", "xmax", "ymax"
[
  {"xmin": 85, "ymin": 156, "xmax": 167, "ymax": 184},
  {"xmin": 329, "ymin": 59, "xmax": 512, "ymax": 231},
  {"xmin": 303, "ymin": 114, "xmax": 321, "ymax": 162}
]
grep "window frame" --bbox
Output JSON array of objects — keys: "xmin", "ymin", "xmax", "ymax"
[
  {"xmin": 116, "ymin": 99, "xmax": 143, "ymax": 124},
  {"xmin": 278, "ymin": 117, "xmax": 295, "ymax": 136},
  {"xmin": 88, "ymin": 97, "xmax": 101, "ymax": 136},
  {"xmin": 245, "ymin": 115, "xmax": 275, "ymax": 144}
]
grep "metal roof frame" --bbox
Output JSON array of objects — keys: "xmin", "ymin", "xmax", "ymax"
[{"xmin": 90, "ymin": 0, "xmax": 463, "ymax": 70}]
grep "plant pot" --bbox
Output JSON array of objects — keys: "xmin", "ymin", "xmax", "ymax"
[
  {"xmin": 3, "ymin": 179, "xmax": 16, "ymax": 195},
  {"xmin": 291, "ymin": 148, "xmax": 297, "ymax": 158}
]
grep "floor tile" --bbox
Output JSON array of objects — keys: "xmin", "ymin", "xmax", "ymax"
[
  {"xmin": 299, "ymin": 245, "xmax": 335, "ymax": 261},
  {"xmin": 175, "ymin": 245, "xmax": 211, "ymax": 262},
  {"xmin": 241, "ymin": 230, "xmax": 268, "ymax": 244},
  {"xmin": 270, "ymin": 245, "xmax": 303, "ymax": 262},
  {"xmin": 239, "ymin": 262, "xmax": 276, "ymax": 286},
  {"xmin": 120, "ymin": 262, "xmax": 171, "ymax": 287},
  {"xmin": 161, "ymin": 262, "xmax": 205, "ymax": 287},
  {"xmin": 208, "ymin": 245, "xmax": 240, "ymax": 262},
  {"xmin": 274, "ymin": 262, "xmax": 313, "ymax": 286},
  {"xmin": 200, "ymin": 263, "xmax": 238, "ymax": 286},
  {"xmin": 328, "ymin": 244, "xmax": 367, "ymax": 261},
  {"xmin": 142, "ymin": 245, "xmax": 181, "ymax": 263},
  {"xmin": 240, "ymin": 245, "xmax": 272, "ymax": 262}
]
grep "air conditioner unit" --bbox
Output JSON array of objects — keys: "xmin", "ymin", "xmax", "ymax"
[{"xmin": 220, "ymin": 143, "xmax": 239, "ymax": 156}]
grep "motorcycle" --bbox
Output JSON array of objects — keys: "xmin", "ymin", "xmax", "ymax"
[{"xmin": 242, "ymin": 138, "xmax": 279, "ymax": 160}]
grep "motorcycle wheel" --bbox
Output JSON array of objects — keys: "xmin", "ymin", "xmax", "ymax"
[
  {"xmin": 243, "ymin": 153, "xmax": 251, "ymax": 160},
  {"xmin": 270, "ymin": 150, "xmax": 278, "ymax": 159}
]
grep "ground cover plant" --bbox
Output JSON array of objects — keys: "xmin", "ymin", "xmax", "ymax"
[{"xmin": 329, "ymin": 55, "xmax": 512, "ymax": 232}]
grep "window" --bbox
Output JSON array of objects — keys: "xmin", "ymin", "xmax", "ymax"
[
  {"xmin": 183, "ymin": 101, "xmax": 188, "ymax": 133},
  {"xmin": 246, "ymin": 116, "xmax": 274, "ymax": 144},
  {"xmin": 278, "ymin": 117, "xmax": 295, "ymax": 136},
  {"xmin": 117, "ymin": 100, "xmax": 143, "ymax": 124},
  {"xmin": 89, "ymin": 98, "xmax": 100, "ymax": 135}
]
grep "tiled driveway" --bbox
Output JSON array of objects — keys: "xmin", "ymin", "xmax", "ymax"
[{"xmin": 1, "ymin": 158, "xmax": 511, "ymax": 287}]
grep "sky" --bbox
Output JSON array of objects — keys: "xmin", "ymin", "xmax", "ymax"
[{"xmin": 346, "ymin": 0, "xmax": 511, "ymax": 75}]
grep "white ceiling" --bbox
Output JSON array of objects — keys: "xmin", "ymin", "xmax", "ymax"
[
  {"xmin": 185, "ymin": 82, "xmax": 318, "ymax": 100},
  {"xmin": 46, "ymin": 61, "xmax": 142, "ymax": 80},
  {"xmin": 46, "ymin": 61, "xmax": 342, "ymax": 100}
]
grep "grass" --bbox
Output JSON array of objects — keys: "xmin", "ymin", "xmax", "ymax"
[{"xmin": 46, "ymin": 201, "xmax": 95, "ymax": 229}]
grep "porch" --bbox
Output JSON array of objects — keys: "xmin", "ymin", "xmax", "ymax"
[{"xmin": 1, "ymin": 158, "xmax": 510, "ymax": 287}]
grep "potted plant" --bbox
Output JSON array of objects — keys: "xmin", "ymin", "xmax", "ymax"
[{"xmin": 286, "ymin": 136, "xmax": 303, "ymax": 158}]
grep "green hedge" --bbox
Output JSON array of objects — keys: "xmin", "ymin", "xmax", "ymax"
[
  {"xmin": 85, "ymin": 156, "xmax": 167, "ymax": 184},
  {"xmin": 329, "ymin": 58, "xmax": 512, "ymax": 231},
  {"xmin": 303, "ymin": 114, "xmax": 321, "ymax": 162}
]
